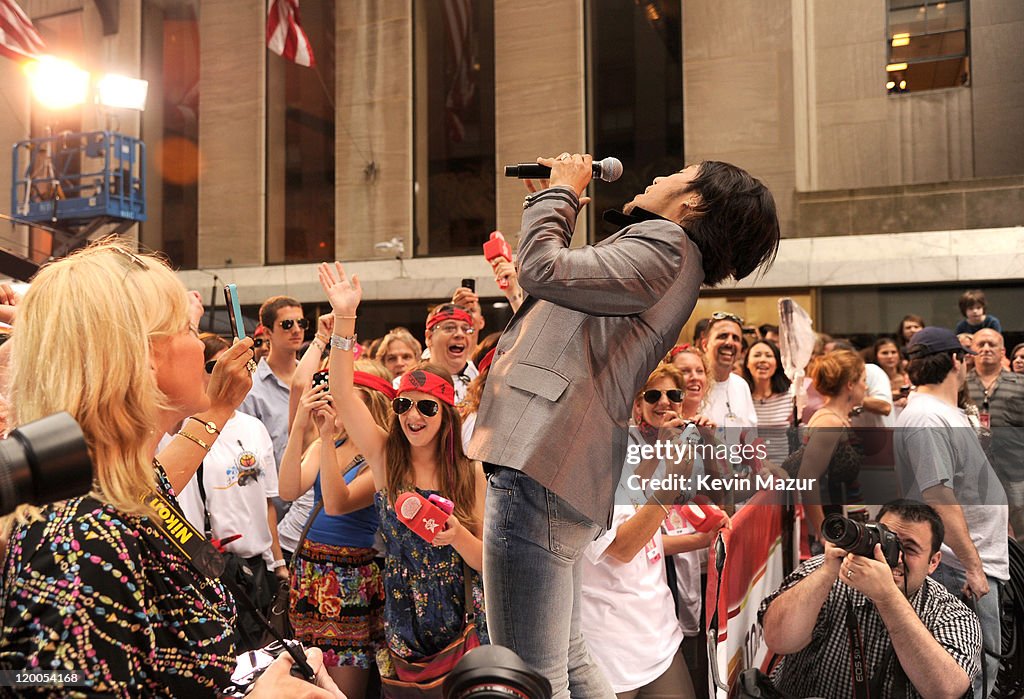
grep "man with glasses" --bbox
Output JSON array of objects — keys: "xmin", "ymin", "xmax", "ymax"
[
  {"xmin": 894, "ymin": 327, "xmax": 1008, "ymax": 699},
  {"xmin": 424, "ymin": 303, "xmax": 479, "ymax": 404},
  {"xmin": 470, "ymin": 153, "xmax": 780, "ymax": 699}
]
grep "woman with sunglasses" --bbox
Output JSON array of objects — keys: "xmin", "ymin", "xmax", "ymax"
[
  {"xmin": 318, "ymin": 261, "xmax": 488, "ymax": 690},
  {"xmin": 279, "ymin": 359, "xmax": 392, "ymax": 698},
  {"xmin": 0, "ymin": 241, "xmax": 342, "ymax": 698}
]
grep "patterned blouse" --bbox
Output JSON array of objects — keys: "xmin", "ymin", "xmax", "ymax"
[
  {"xmin": 375, "ymin": 490, "xmax": 487, "ymax": 664},
  {"xmin": 0, "ymin": 468, "xmax": 236, "ymax": 698}
]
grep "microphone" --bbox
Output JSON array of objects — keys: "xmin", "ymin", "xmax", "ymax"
[{"xmin": 503, "ymin": 156, "xmax": 623, "ymax": 182}]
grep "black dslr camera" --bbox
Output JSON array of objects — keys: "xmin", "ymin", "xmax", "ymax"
[
  {"xmin": 223, "ymin": 640, "xmax": 312, "ymax": 697},
  {"xmin": 822, "ymin": 514, "xmax": 902, "ymax": 568}
]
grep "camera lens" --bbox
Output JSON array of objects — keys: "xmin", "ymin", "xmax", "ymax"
[
  {"xmin": 0, "ymin": 412, "xmax": 93, "ymax": 517},
  {"xmin": 444, "ymin": 646, "xmax": 551, "ymax": 699},
  {"xmin": 822, "ymin": 514, "xmax": 862, "ymax": 550}
]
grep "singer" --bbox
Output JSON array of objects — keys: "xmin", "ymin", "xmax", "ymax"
[{"xmin": 469, "ymin": 152, "xmax": 780, "ymax": 699}]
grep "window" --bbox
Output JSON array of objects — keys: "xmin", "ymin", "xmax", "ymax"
[
  {"xmin": 266, "ymin": 2, "xmax": 335, "ymax": 264},
  {"xmin": 886, "ymin": 0, "xmax": 969, "ymax": 94},
  {"xmin": 413, "ymin": 0, "xmax": 496, "ymax": 257},
  {"xmin": 586, "ymin": 0, "xmax": 683, "ymax": 242},
  {"xmin": 141, "ymin": 0, "xmax": 200, "ymax": 269}
]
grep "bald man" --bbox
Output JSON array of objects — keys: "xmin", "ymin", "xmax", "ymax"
[{"xmin": 966, "ymin": 328, "xmax": 1024, "ymax": 542}]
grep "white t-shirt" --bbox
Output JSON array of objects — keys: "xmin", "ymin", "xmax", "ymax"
[
  {"xmin": 662, "ymin": 510, "xmax": 703, "ymax": 637},
  {"xmin": 706, "ymin": 373, "xmax": 758, "ymax": 449},
  {"xmin": 581, "ymin": 505, "xmax": 684, "ymax": 692},
  {"xmin": 276, "ymin": 488, "xmax": 315, "ymax": 554},
  {"xmin": 894, "ymin": 392, "xmax": 1009, "ymax": 581},
  {"xmin": 174, "ymin": 412, "xmax": 280, "ymax": 566},
  {"xmin": 851, "ymin": 363, "xmax": 895, "ymax": 429}
]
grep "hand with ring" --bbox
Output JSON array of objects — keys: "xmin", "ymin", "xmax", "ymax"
[
  {"xmin": 525, "ymin": 152, "xmax": 593, "ymax": 207},
  {"xmin": 207, "ymin": 337, "xmax": 256, "ymax": 414}
]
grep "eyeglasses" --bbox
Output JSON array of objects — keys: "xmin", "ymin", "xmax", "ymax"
[
  {"xmin": 433, "ymin": 323, "xmax": 475, "ymax": 336},
  {"xmin": 642, "ymin": 389, "xmax": 684, "ymax": 404},
  {"xmin": 278, "ymin": 318, "xmax": 310, "ymax": 331},
  {"xmin": 392, "ymin": 397, "xmax": 440, "ymax": 418},
  {"xmin": 711, "ymin": 311, "xmax": 745, "ymax": 327}
]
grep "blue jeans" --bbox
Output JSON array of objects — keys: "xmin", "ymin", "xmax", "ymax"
[
  {"xmin": 483, "ymin": 467, "xmax": 616, "ymax": 699},
  {"xmin": 931, "ymin": 562, "xmax": 1002, "ymax": 699}
]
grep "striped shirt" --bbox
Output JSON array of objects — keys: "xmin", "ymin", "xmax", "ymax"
[
  {"xmin": 752, "ymin": 390, "xmax": 794, "ymax": 463},
  {"xmin": 966, "ymin": 369, "xmax": 1024, "ymax": 481},
  {"xmin": 758, "ymin": 555, "xmax": 980, "ymax": 699}
]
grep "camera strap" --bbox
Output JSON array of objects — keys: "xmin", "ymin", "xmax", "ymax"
[
  {"xmin": 845, "ymin": 598, "xmax": 871, "ymax": 699},
  {"xmin": 143, "ymin": 487, "xmax": 317, "ymax": 682}
]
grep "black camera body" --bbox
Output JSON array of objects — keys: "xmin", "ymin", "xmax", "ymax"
[
  {"xmin": 822, "ymin": 514, "xmax": 902, "ymax": 568},
  {"xmin": 223, "ymin": 639, "xmax": 310, "ymax": 697}
]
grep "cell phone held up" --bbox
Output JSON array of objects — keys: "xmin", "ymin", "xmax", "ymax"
[
  {"xmin": 223, "ymin": 284, "xmax": 246, "ymax": 342},
  {"xmin": 461, "ymin": 278, "xmax": 476, "ymax": 293}
]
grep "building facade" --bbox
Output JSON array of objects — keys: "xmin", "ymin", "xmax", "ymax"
[{"xmin": 1, "ymin": 0, "xmax": 1022, "ymax": 344}]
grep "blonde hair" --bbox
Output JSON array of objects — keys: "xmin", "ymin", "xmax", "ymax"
[
  {"xmin": 9, "ymin": 239, "xmax": 189, "ymax": 519},
  {"xmin": 375, "ymin": 328, "xmax": 422, "ymax": 367}
]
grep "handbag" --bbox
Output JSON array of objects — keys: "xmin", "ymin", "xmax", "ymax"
[{"xmin": 380, "ymin": 562, "xmax": 481, "ymax": 699}]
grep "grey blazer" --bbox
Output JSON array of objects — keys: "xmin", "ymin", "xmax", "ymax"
[{"xmin": 468, "ymin": 187, "xmax": 704, "ymax": 526}]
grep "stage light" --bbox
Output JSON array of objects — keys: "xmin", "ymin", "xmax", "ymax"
[
  {"xmin": 23, "ymin": 56, "xmax": 90, "ymax": 110},
  {"xmin": 97, "ymin": 74, "xmax": 149, "ymax": 111}
]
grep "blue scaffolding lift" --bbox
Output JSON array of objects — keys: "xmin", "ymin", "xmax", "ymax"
[{"xmin": 10, "ymin": 130, "xmax": 145, "ymax": 260}]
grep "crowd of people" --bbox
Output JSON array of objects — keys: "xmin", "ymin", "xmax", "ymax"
[{"xmin": 0, "ymin": 158, "xmax": 1017, "ymax": 699}]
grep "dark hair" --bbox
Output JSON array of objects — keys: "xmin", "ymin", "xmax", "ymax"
[
  {"xmin": 741, "ymin": 340, "xmax": 791, "ymax": 395},
  {"xmin": 259, "ymin": 295, "xmax": 302, "ymax": 329},
  {"xmin": 958, "ymin": 289, "xmax": 986, "ymax": 315},
  {"xmin": 758, "ymin": 324, "xmax": 779, "ymax": 337},
  {"xmin": 896, "ymin": 314, "xmax": 926, "ymax": 347},
  {"xmin": 871, "ymin": 337, "xmax": 900, "ymax": 363},
  {"xmin": 1012, "ymin": 343, "xmax": 1024, "ymax": 364},
  {"xmin": 199, "ymin": 332, "xmax": 230, "ymax": 363},
  {"xmin": 809, "ymin": 349, "xmax": 864, "ymax": 398},
  {"xmin": 685, "ymin": 161, "xmax": 780, "ymax": 286},
  {"xmin": 878, "ymin": 499, "xmax": 945, "ymax": 556},
  {"xmin": 692, "ymin": 318, "xmax": 710, "ymax": 345},
  {"xmin": 906, "ymin": 351, "xmax": 958, "ymax": 386}
]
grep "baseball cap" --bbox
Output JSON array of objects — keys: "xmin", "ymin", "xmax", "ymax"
[{"xmin": 906, "ymin": 327, "xmax": 977, "ymax": 358}]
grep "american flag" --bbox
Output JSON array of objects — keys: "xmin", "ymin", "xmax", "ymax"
[
  {"xmin": 0, "ymin": 0, "xmax": 45, "ymax": 63},
  {"xmin": 266, "ymin": 0, "xmax": 314, "ymax": 68}
]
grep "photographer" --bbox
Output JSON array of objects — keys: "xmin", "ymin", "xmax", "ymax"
[{"xmin": 758, "ymin": 500, "xmax": 980, "ymax": 699}]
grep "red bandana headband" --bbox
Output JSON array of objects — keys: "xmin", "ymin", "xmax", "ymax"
[
  {"xmin": 426, "ymin": 306, "xmax": 473, "ymax": 331},
  {"xmin": 397, "ymin": 369, "xmax": 455, "ymax": 406},
  {"xmin": 354, "ymin": 371, "xmax": 397, "ymax": 400},
  {"xmin": 668, "ymin": 344, "xmax": 691, "ymax": 358}
]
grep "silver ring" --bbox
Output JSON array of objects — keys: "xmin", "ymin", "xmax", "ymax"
[
  {"xmin": 846, "ymin": 569, "xmax": 854, "ymax": 579},
  {"xmin": 558, "ymin": 153, "xmax": 570, "ymax": 161},
  {"xmin": 246, "ymin": 359, "xmax": 257, "ymax": 374}
]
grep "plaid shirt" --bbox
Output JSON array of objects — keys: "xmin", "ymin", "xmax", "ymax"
[{"xmin": 757, "ymin": 555, "xmax": 981, "ymax": 699}]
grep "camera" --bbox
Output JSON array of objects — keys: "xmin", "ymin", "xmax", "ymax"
[
  {"xmin": 822, "ymin": 514, "xmax": 902, "ymax": 568},
  {"xmin": 443, "ymin": 646, "xmax": 551, "ymax": 699},
  {"xmin": 0, "ymin": 412, "xmax": 93, "ymax": 518},
  {"xmin": 223, "ymin": 639, "xmax": 311, "ymax": 697}
]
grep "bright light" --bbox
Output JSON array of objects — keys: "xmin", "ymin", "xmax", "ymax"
[
  {"xmin": 886, "ymin": 62, "xmax": 908, "ymax": 72},
  {"xmin": 891, "ymin": 33, "xmax": 910, "ymax": 47},
  {"xmin": 899, "ymin": 80, "xmax": 907, "ymax": 89},
  {"xmin": 23, "ymin": 56, "xmax": 90, "ymax": 110},
  {"xmin": 886, "ymin": 81, "xmax": 896, "ymax": 89},
  {"xmin": 97, "ymin": 74, "xmax": 149, "ymax": 111}
]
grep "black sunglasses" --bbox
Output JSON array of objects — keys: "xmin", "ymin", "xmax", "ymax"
[
  {"xmin": 392, "ymin": 397, "xmax": 440, "ymax": 418},
  {"xmin": 278, "ymin": 318, "xmax": 310, "ymax": 331},
  {"xmin": 253, "ymin": 338, "xmax": 266, "ymax": 349},
  {"xmin": 205, "ymin": 359, "xmax": 217, "ymax": 374},
  {"xmin": 642, "ymin": 389, "xmax": 684, "ymax": 404}
]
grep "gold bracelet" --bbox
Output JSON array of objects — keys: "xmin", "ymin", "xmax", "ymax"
[
  {"xmin": 185, "ymin": 416, "xmax": 220, "ymax": 435},
  {"xmin": 335, "ymin": 314, "xmax": 357, "ymax": 319},
  {"xmin": 176, "ymin": 429, "xmax": 210, "ymax": 452}
]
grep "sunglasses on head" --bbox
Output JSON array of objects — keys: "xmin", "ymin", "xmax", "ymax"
[
  {"xmin": 278, "ymin": 318, "xmax": 310, "ymax": 331},
  {"xmin": 711, "ymin": 311, "xmax": 745, "ymax": 327},
  {"xmin": 392, "ymin": 397, "xmax": 441, "ymax": 418},
  {"xmin": 642, "ymin": 389, "xmax": 684, "ymax": 404}
]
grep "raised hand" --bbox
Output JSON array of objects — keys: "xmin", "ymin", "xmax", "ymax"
[{"xmin": 318, "ymin": 261, "xmax": 362, "ymax": 316}]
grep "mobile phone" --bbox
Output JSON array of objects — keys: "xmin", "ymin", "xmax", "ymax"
[
  {"xmin": 461, "ymin": 278, "xmax": 475, "ymax": 293},
  {"xmin": 223, "ymin": 284, "xmax": 246, "ymax": 341},
  {"xmin": 311, "ymin": 370, "xmax": 329, "ymax": 390}
]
